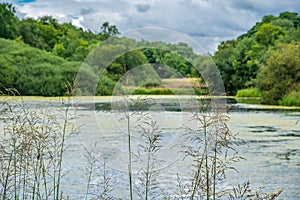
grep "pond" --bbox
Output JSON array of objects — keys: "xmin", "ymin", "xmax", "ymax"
[
  {"xmin": 58, "ymin": 96, "xmax": 299, "ymax": 199},
  {"xmin": 1, "ymin": 96, "xmax": 300, "ymax": 199}
]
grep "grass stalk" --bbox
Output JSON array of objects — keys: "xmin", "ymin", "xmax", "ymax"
[
  {"xmin": 204, "ymin": 116, "xmax": 209, "ymax": 200},
  {"xmin": 55, "ymin": 98, "xmax": 70, "ymax": 200},
  {"xmin": 127, "ymin": 113, "xmax": 133, "ymax": 200},
  {"xmin": 84, "ymin": 146, "xmax": 95, "ymax": 200},
  {"xmin": 2, "ymin": 152, "xmax": 13, "ymax": 200},
  {"xmin": 145, "ymin": 142, "xmax": 151, "ymax": 200},
  {"xmin": 212, "ymin": 137, "xmax": 217, "ymax": 200}
]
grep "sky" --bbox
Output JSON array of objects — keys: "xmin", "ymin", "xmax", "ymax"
[{"xmin": 2, "ymin": 0, "xmax": 300, "ymax": 53}]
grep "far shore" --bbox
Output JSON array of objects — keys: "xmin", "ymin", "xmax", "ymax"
[
  {"xmin": 0, "ymin": 94, "xmax": 237, "ymax": 102},
  {"xmin": 1, "ymin": 95, "xmax": 300, "ymax": 110}
]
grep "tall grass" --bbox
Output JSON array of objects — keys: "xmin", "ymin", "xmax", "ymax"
[
  {"xmin": 84, "ymin": 143, "xmax": 115, "ymax": 200},
  {"xmin": 120, "ymin": 96, "xmax": 164, "ymax": 199},
  {"xmin": 0, "ymin": 89, "xmax": 76, "ymax": 200},
  {"xmin": 136, "ymin": 118, "xmax": 164, "ymax": 200},
  {"xmin": 176, "ymin": 98, "xmax": 245, "ymax": 199}
]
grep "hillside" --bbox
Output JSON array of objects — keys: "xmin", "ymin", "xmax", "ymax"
[{"xmin": 0, "ymin": 38, "xmax": 81, "ymax": 96}]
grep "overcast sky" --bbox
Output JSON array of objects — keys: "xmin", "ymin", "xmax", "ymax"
[{"xmin": 2, "ymin": 0, "xmax": 300, "ymax": 53}]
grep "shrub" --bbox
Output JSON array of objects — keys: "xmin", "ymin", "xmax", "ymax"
[
  {"xmin": 279, "ymin": 91, "xmax": 300, "ymax": 106},
  {"xmin": 236, "ymin": 88, "xmax": 262, "ymax": 97}
]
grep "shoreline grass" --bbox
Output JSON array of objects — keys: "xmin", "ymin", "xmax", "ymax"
[{"xmin": 236, "ymin": 88, "xmax": 262, "ymax": 98}]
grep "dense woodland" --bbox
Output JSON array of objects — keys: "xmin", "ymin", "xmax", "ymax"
[
  {"xmin": 0, "ymin": 3, "xmax": 300, "ymax": 105},
  {"xmin": 214, "ymin": 11, "xmax": 300, "ymax": 105}
]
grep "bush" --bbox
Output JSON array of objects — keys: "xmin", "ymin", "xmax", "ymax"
[
  {"xmin": 236, "ymin": 88, "xmax": 262, "ymax": 97},
  {"xmin": 132, "ymin": 87, "xmax": 207, "ymax": 95},
  {"xmin": 279, "ymin": 91, "xmax": 300, "ymax": 106},
  {"xmin": 133, "ymin": 87, "xmax": 174, "ymax": 95}
]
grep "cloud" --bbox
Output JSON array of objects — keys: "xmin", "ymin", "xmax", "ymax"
[
  {"xmin": 2, "ymin": 0, "xmax": 300, "ymax": 53},
  {"xmin": 79, "ymin": 8, "xmax": 96, "ymax": 15},
  {"xmin": 71, "ymin": 16, "xmax": 85, "ymax": 30},
  {"xmin": 136, "ymin": 4, "xmax": 151, "ymax": 12}
]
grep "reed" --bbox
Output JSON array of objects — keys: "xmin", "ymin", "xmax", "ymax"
[{"xmin": 0, "ymin": 88, "xmax": 76, "ymax": 200}]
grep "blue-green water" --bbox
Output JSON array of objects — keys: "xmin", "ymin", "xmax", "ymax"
[
  {"xmin": 1, "ymin": 97, "xmax": 300, "ymax": 199},
  {"xmin": 61, "ymin": 99, "xmax": 300, "ymax": 199}
]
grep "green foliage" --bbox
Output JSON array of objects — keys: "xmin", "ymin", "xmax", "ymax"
[
  {"xmin": 213, "ymin": 40, "xmax": 237, "ymax": 94},
  {"xmin": 131, "ymin": 87, "xmax": 206, "ymax": 95},
  {"xmin": 0, "ymin": 57, "xmax": 15, "ymax": 90},
  {"xmin": 279, "ymin": 91, "xmax": 300, "ymax": 106},
  {"xmin": 0, "ymin": 3, "xmax": 212, "ymax": 96},
  {"xmin": 1, "ymin": 8, "xmax": 104, "ymax": 61},
  {"xmin": 256, "ymin": 42, "xmax": 300, "ymax": 104},
  {"xmin": 255, "ymin": 23, "xmax": 285, "ymax": 46},
  {"xmin": 100, "ymin": 22, "xmax": 120, "ymax": 39},
  {"xmin": 96, "ymin": 70, "xmax": 116, "ymax": 96},
  {"xmin": 0, "ymin": 38, "xmax": 81, "ymax": 96},
  {"xmin": 236, "ymin": 88, "xmax": 262, "ymax": 97},
  {"xmin": 0, "ymin": 3, "xmax": 18, "ymax": 39},
  {"xmin": 133, "ymin": 87, "xmax": 174, "ymax": 95},
  {"xmin": 140, "ymin": 43, "xmax": 197, "ymax": 78},
  {"xmin": 160, "ymin": 52, "xmax": 191, "ymax": 77},
  {"xmin": 214, "ymin": 11, "xmax": 300, "ymax": 98}
]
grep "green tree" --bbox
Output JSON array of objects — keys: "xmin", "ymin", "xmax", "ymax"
[
  {"xmin": 0, "ymin": 3, "xmax": 18, "ymax": 39},
  {"xmin": 19, "ymin": 18, "xmax": 48, "ymax": 49},
  {"xmin": 160, "ymin": 52, "xmax": 190, "ymax": 77},
  {"xmin": 0, "ymin": 57, "xmax": 15, "ymax": 90},
  {"xmin": 36, "ymin": 16, "xmax": 62, "ymax": 50},
  {"xmin": 271, "ymin": 18, "xmax": 294, "ymax": 30},
  {"xmin": 231, "ymin": 38, "xmax": 257, "ymax": 92},
  {"xmin": 255, "ymin": 23, "xmax": 285, "ymax": 46},
  {"xmin": 108, "ymin": 48, "xmax": 148, "ymax": 80},
  {"xmin": 100, "ymin": 22, "xmax": 120, "ymax": 39},
  {"xmin": 53, "ymin": 43, "xmax": 66, "ymax": 57},
  {"xmin": 213, "ymin": 40, "xmax": 237, "ymax": 95},
  {"xmin": 256, "ymin": 42, "xmax": 300, "ymax": 104},
  {"xmin": 279, "ymin": 12, "xmax": 300, "ymax": 28},
  {"xmin": 96, "ymin": 70, "xmax": 116, "ymax": 95}
]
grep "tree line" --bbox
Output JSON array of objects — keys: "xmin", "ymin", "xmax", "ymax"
[
  {"xmin": 213, "ymin": 11, "xmax": 300, "ymax": 105},
  {"xmin": 1, "ymin": 3, "xmax": 300, "ymax": 105}
]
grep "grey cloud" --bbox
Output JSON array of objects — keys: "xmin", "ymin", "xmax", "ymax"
[
  {"xmin": 136, "ymin": 4, "xmax": 151, "ymax": 13},
  {"xmin": 189, "ymin": 32, "xmax": 207, "ymax": 37},
  {"xmin": 79, "ymin": 7, "xmax": 96, "ymax": 15},
  {"xmin": 229, "ymin": 0, "xmax": 300, "ymax": 15}
]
